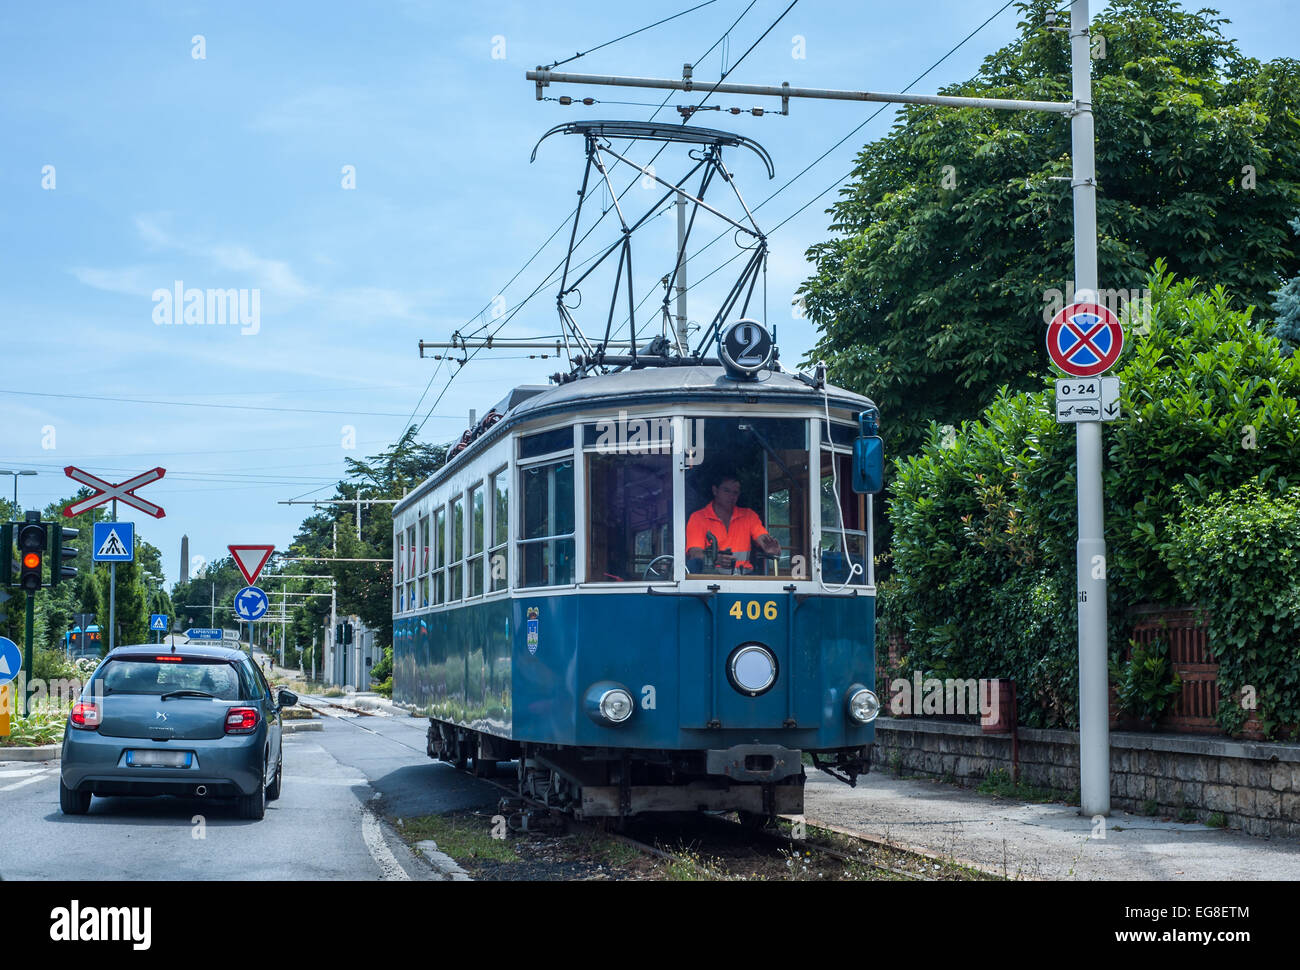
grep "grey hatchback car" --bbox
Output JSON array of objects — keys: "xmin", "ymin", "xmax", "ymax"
[{"xmin": 60, "ymin": 644, "xmax": 297, "ymax": 819}]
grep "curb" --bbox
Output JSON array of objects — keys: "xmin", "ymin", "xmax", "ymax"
[
  {"xmin": 282, "ymin": 720, "xmax": 324, "ymax": 734},
  {"xmin": 414, "ymin": 840, "xmax": 472, "ymax": 881},
  {"xmin": 0, "ymin": 744, "xmax": 61, "ymax": 762}
]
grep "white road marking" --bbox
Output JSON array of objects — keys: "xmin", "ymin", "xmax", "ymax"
[
  {"xmin": 0, "ymin": 770, "xmax": 53, "ymax": 793},
  {"xmin": 0, "ymin": 767, "xmax": 51, "ymax": 779},
  {"xmin": 361, "ymin": 806, "xmax": 410, "ymax": 881}
]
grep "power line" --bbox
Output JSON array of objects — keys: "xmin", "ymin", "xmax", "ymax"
[
  {"xmin": 0, "ymin": 388, "xmax": 459, "ymax": 420},
  {"xmin": 408, "ymin": 2, "xmax": 765, "ymax": 439},
  {"xmin": 655, "ymin": 0, "xmax": 1021, "ymax": 321},
  {"xmin": 545, "ymin": 0, "xmax": 719, "ymax": 69}
]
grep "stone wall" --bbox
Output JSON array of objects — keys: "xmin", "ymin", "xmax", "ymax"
[{"xmin": 869, "ymin": 716, "xmax": 1300, "ymax": 840}]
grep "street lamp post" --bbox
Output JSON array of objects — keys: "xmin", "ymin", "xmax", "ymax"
[{"xmin": 0, "ymin": 470, "xmax": 38, "ymax": 516}]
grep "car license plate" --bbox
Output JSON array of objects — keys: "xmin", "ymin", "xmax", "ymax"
[{"xmin": 126, "ymin": 750, "xmax": 193, "ymax": 768}]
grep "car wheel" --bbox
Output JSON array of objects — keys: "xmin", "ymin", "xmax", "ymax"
[
  {"xmin": 237, "ymin": 763, "xmax": 267, "ymax": 820},
  {"xmin": 266, "ymin": 758, "xmax": 283, "ymax": 801},
  {"xmin": 59, "ymin": 778, "xmax": 91, "ymax": 815}
]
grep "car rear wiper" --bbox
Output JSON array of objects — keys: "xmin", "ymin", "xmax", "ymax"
[{"xmin": 160, "ymin": 689, "xmax": 218, "ymax": 701}]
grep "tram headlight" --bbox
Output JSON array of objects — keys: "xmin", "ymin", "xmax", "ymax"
[
  {"xmin": 847, "ymin": 685, "xmax": 880, "ymax": 724},
  {"xmin": 727, "ymin": 643, "xmax": 778, "ymax": 697},
  {"xmin": 585, "ymin": 682, "xmax": 635, "ymax": 725}
]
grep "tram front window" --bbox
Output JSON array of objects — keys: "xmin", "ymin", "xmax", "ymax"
[
  {"xmin": 685, "ymin": 417, "xmax": 809, "ymax": 579},
  {"xmin": 587, "ymin": 452, "xmax": 673, "ymax": 582}
]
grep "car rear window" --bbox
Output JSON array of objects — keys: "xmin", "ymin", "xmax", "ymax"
[{"xmin": 98, "ymin": 658, "xmax": 244, "ymax": 700}]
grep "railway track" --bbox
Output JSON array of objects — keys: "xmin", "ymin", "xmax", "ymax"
[{"xmin": 302, "ymin": 701, "xmax": 990, "ymax": 881}]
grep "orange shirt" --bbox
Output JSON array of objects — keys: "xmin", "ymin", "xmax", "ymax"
[{"xmin": 686, "ymin": 503, "xmax": 769, "ymax": 568}]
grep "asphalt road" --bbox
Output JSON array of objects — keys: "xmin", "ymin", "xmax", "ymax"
[{"xmin": 0, "ymin": 703, "xmax": 497, "ymax": 881}]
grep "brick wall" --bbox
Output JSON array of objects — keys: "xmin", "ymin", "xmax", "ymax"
[{"xmin": 870, "ymin": 717, "xmax": 1300, "ymax": 840}]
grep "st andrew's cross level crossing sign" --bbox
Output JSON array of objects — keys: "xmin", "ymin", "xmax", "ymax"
[{"xmin": 62, "ymin": 466, "xmax": 166, "ymax": 519}]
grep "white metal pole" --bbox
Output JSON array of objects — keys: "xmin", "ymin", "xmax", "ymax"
[
  {"xmin": 108, "ymin": 498, "xmax": 117, "ymax": 652},
  {"xmin": 676, "ymin": 189, "xmax": 689, "ymax": 348},
  {"xmin": 1070, "ymin": 0, "xmax": 1110, "ymax": 817}
]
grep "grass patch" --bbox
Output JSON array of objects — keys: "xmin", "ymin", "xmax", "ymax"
[
  {"xmin": 399, "ymin": 813, "xmax": 520, "ymax": 864},
  {"xmin": 1207, "ymin": 812, "xmax": 1227, "ymax": 828},
  {"xmin": 975, "ymin": 768, "xmax": 1068, "ymax": 804}
]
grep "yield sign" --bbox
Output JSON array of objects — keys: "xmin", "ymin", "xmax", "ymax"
[
  {"xmin": 229, "ymin": 545, "xmax": 275, "ymax": 586},
  {"xmin": 1046, "ymin": 302, "xmax": 1124, "ymax": 378},
  {"xmin": 63, "ymin": 466, "xmax": 166, "ymax": 518}
]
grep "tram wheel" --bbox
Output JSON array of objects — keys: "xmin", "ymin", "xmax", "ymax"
[{"xmin": 737, "ymin": 810, "xmax": 775, "ymax": 832}]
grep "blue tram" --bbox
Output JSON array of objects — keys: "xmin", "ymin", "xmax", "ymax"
[{"xmin": 393, "ymin": 335, "xmax": 885, "ymax": 820}]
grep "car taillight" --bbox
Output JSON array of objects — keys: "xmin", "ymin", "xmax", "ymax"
[
  {"xmin": 70, "ymin": 702, "xmax": 101, "ymax": 729},
  {"xmin": 225, "ymin": 708, "xmax": 259, "ymax": 734}
]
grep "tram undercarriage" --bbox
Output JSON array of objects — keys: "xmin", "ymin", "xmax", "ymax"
[{"xmin": 427, "ymin": 718, "xmax": 870, "ymax": 819}]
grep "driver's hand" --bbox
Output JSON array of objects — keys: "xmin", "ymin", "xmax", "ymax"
[{"xmin": 716, "ymin": 552, "xmax": 735, "ymax": 571}]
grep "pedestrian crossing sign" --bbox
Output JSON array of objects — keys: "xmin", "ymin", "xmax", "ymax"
[{"xmin": 92, "ymin": 522, "xmax": 134, "ymax": 562}]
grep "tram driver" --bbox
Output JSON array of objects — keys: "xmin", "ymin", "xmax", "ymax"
[{"xmin": 685, "ymin": 471, "xmax": 781, "ymax": 574}]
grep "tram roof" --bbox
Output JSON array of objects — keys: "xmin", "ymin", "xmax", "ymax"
[{"xmin": 396, "ymin": 365, "xmax": 876, "ymax": 514}]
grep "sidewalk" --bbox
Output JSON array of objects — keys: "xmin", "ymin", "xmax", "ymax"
[{"xmin": 803, "ymin": 770, "xmax": 1300, "ymax": 880}]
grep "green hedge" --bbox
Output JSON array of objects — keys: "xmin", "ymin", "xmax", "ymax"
[
  {"xmin": 885, "ymin": 265, "xmax": 1300, "ymax": 729},
  {"xmin": 1162, "ymin": 484, "xmax": 1300, "ymax": 738}
]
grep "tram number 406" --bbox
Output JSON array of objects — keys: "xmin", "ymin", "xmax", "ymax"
[{"xmin": 729, "ymin": 600, "xmax": 779, "ymax": 621}]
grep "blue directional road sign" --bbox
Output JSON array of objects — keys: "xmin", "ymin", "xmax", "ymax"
[
  {"xmin": 92, "ymin": 522, "xmax": 134, "ymax": 562},
  {"xmin": 185, "ymin": 628, "xmax": 223, "ymax": 641},
  {"xmin": 0, "ymin": 636, "xmax": 21, "ymax": 686},
  {"xmin": 233, "ymin": 586, "xmax": 269, "ymax": 622},
  {"xmin": 150, "ymin": 614, "xmax": 168, "ymax": 632}
]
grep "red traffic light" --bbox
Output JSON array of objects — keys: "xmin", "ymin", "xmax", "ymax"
[{"xmin": 22, "ymin": 552, "xmax": 41, "ymax": 569}]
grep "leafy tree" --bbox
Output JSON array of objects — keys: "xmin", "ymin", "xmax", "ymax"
[
  {"xmin": 885, "ymin": 267, "xmax": 1300, "ymax": 729},
  {"xmin": 800, "ymin": 0, "xmax": 1300, "ymax": 460},
  {"xmin": 1272, "ymin": 214, "xmax": 1300, "ymax": 353}
]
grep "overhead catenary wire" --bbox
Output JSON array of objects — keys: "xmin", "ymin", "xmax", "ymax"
[
  {"xmin": 543, "ymin": 0, "xmax": 719, "ymax": 69},
  {"xmin": 407, "ymin": 1, "xmax": 766, "ymax": 439},
  {"xmin": 631, "ymin": 0, "xmax": 1021, "ymax": 340}
]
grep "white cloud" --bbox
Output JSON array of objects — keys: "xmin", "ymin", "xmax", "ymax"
[
  {"xmin": 209, "ymin": 244, "xmax": 312, "ymax": 299},
  {"xmin": 69, "ymin": 265, "xmax": 157, "ymax": 297}
]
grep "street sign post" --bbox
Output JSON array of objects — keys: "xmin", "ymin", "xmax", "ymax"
[
  {"xmin": 64, "ymin": 467, "xmax": 166, "ymax": 657},
  {"xmin": 1055, "ymin": 376, "xmax": 1121, "ymax": 424},
  {"xmin": 234, "ymin": 587, "xmax": 269, "ymax": 621},
  {"xmin": 92, "ymin": 522, "xmax": 134, "ymax": 562},
  {"xmin": 229, "ymin": 545, "xmax": 275, "ymax": 587},
  {"xmin": 185, "ymin": 628, "xmax": 222, "ymax": 641},
  {"xmin": 234, "ymin": 586, "xmax": 269, "ymax": 661},
  {"xmin": 1046, "ymin": 302, "xmax": 1124, "ymax": 378},
  {"xmin": 62, "ymin": 466, "xmax": 166, "ymax": 519},
  {"xmin": 0, "ymin": 635, "xmax": 20, "ymax": 736},
  {"xmin": 150, "ymin": 614, "xmax": 168, "ymax": 643}
]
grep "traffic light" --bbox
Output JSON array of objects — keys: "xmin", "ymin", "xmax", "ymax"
[
  {"xmin": 336, "ymin": 622, "xmax": 353, "ymax": 646},
  {"xmin": 51, "ymin": 526, "xmax": 78, "ymax": 586},
  {"xmin": 17, "ymin": 518, "xmax": 47, "ymax": 592}
]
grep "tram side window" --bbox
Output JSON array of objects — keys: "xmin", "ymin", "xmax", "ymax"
[
  {"xmin": 820, "ymin": 449, "xmax": 867, "ymax": 585},
  {"xmin": 490, "ymin": 468, "xmax": 508, "ymax": 592},
  {"xmin": 432, "ymin": 505, "xmax": 447, "ymax": 605},
  {"xmin": 406, "ymin": 524, "xmax": 418, "ymax": 612},
  {"xmin": 418, "ymin": 513, "xmax": 431, "ymax": 608},
  {"xmin": 468, "ymin": 483, "xmax": 486, "ymax": 597},
  {"xmin": 685, "ymin": 417, "xmax": 810, "ymax": 579},
  {"xmin": 519, "ymin": 458, "xmax": 575, "ymax": 588},
  {"xmin": 394, "ymin": 529, "xmax": 404, "ymax": 613},
  {"xmin": 449, "ymin": 495, "xmax": 465, "ymax": 600}
]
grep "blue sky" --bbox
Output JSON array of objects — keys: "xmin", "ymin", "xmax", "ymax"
[{"xmin": 1, "ymin": 0, "xmax": 1292, "ymax": 587}]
